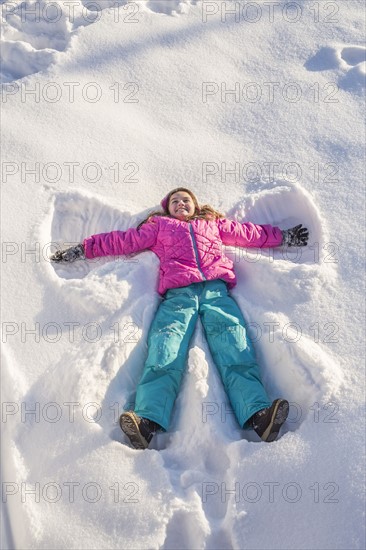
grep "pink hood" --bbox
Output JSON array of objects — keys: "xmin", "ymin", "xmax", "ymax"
[{"xmin": 84, "ymin": 216, "xmax": 283, "ymax": 295}]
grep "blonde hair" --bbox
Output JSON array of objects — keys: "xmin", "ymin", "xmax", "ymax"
[{"xmin": 137, "ymin": 188, "xmax": 224, "ymax": 229}]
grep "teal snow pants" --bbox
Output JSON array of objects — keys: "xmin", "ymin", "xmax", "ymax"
[{"xmin": 134, "ymin": 280, "xmax": 271, "ymax": 430}]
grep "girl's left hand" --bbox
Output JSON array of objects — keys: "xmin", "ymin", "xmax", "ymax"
[{"xmin": 282, "ymin": 224, "xmax": 309, "ymax": 247}]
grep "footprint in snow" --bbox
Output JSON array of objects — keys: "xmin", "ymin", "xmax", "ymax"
[
  {"xmin": 142, "ymin": 0, "xmax": 197, "ymax": 15},
  {"xmin": 1, "ymin": 0, "xmax": 76, "ymax": 83},
  {"xmin": 0, "ymin": 0, "xmax": 194, "ymax": 83},
  {"xmin": 305, "ymin": 45, "xmax": 366, "ymax": 93}
]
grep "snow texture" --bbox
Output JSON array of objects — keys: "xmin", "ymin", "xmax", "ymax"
[{"xmin": 1, "ymin": 0, "xmax": 365, "ymax": 549}]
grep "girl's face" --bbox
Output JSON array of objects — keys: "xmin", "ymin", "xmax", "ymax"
[{"xmin": 168, "ymin": 191, "xmax": 196, "ymax": 220}]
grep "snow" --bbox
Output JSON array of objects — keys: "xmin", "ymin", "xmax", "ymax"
[{"xmin": 1, "ymin": 0, "xmax": 365, "ymax": 549}]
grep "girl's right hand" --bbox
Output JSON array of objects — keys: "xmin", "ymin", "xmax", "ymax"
[{"xmin": 50, "ymin": 244, "xmax": 85, "ymax": 263}]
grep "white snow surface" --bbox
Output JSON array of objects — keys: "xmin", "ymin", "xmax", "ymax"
[{"xmin": 1, "ymin": 0, "xmax": 365, "ymax": 549}]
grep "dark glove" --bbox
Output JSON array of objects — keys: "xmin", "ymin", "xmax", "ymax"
[
  {"xmin": 281, "ymin": 224, "xmax": 309, "ymax": 247},
  {"xmin": 50, "ymin": 244, "xmax": 85, "ymax": 263}
]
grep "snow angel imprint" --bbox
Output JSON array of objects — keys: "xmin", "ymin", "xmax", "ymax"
[{"xmin": 51, "ymin": 187, "xmax": 309, "ymax": 449}]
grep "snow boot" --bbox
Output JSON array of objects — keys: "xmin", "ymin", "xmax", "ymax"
[
  {"xmin": 251, "ymin": 399, "xmax": 289, "ymax": 442},
  {"xmin": 119, "ymin": 411, "xmax": 160, "ymax": 449}
]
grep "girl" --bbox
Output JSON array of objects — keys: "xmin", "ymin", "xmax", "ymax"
[{"xmin": 51, "ymin": 188, "xmax": 309, "ymax": 449}]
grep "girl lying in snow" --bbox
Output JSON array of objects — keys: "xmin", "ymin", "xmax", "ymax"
[{"xmin": 51, "ymin": 188, "xmax": 309, "ymax": 449}]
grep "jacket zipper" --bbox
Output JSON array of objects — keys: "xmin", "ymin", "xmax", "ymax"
[{"xmin": 189, "ymin": 224, "xmax": 206, "ymax": 281}]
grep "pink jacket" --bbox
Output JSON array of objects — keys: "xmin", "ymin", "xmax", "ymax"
[{"xmin": 83, "ymin": 216, "xmax": 283, "ymax": 295}]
